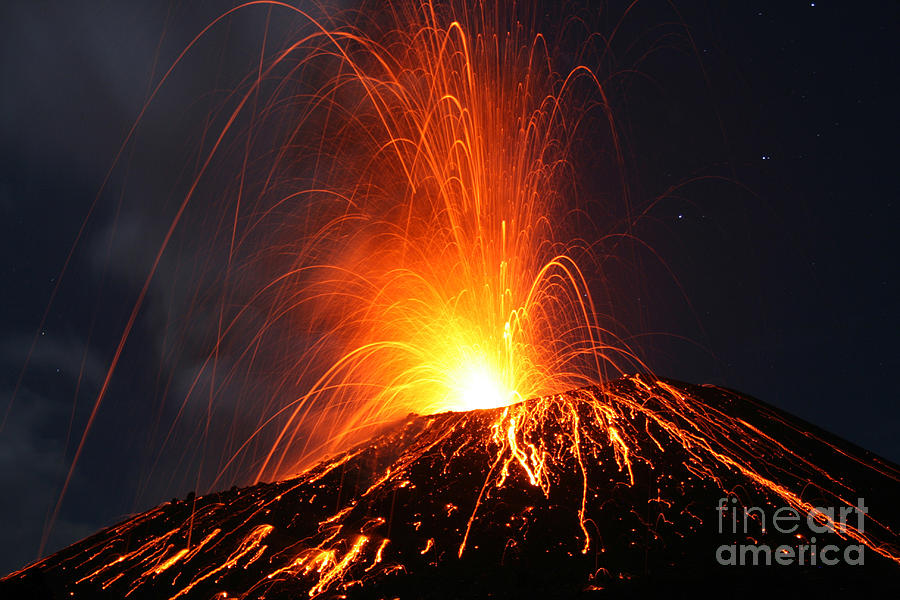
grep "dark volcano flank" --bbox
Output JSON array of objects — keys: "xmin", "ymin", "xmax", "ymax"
[{"xmin": 3, "ymin": 376, "xmax": 899, "ymax": 598}]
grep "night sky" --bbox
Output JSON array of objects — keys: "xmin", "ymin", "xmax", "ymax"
[{"xmin": 1, "ymin": 0, "xmax": 898, "ymax": 575}]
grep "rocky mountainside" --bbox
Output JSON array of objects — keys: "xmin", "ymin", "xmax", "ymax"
[{"xmin": 3, "ymin": 376, "xmax": 899, "ymax": 598}]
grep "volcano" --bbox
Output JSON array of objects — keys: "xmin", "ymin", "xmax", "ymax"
[{"xmin": 3, "ymin": 376, "xmax": 899, "ymax": 598}]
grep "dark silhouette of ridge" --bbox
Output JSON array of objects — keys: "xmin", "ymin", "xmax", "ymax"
[{"xmin": 3, "ymin": 376, "xmax": 899, "ymax": 598}]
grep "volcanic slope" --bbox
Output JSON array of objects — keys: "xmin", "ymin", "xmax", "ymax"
[{"xmin": 3, "ymin": 375, "xmax": 899, "ymax": 598}]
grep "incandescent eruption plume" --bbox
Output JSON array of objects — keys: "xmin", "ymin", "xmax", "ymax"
[
  {"xmin": 48, "ymin": 0, "xmax": 642, "ymax": 497},
  {"xmin": 227, "ymin": 0, "xmax": 638, "ymax": 478}
]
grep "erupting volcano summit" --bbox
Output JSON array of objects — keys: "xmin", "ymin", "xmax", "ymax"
[{"xmin": 4, "ymin": 376, "xmax": 899, "ymax": 598}]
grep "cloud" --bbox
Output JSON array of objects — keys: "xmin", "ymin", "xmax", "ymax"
[{"xmin": 0, "ymin": 385, "xmax": 100, "ymax": 574}]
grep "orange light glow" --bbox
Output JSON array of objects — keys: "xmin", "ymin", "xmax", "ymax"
[
  {"xmin": 194, "ymin": 0, "xmax": 644, "ymax": 481},
  {"xmin": 39, "ymin": 0, "xmax": 646, "ymax": 509},
  {"xmin": 445, "ymin": 358, "xmax": 519, "ymax": 412}
]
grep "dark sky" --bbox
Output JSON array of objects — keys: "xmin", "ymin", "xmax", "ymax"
[{"xmin": 1, "ymin": 0, "xmax": 898, "ymax": 575}]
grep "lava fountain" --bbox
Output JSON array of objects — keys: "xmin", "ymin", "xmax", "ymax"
[
  {"xmin": 242, "ymin": 0, "xmax": 637, "ymax": 478},
  {"xmin": 123, "ymin": 0, "xmax": 642, "ymax": 485}
]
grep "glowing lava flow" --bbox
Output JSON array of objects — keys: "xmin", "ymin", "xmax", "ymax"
[{"xmin": 4, "ymin": 378, "xmax": 898, "ymax": 599}]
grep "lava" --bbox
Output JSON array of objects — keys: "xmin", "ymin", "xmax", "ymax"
[{"xmin": 3, "ymin": 378, "xmax": 898, "ymax": 598}]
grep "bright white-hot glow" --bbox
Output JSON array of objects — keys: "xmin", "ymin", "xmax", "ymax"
[{"xmin": 448, "ymin": 362, "xmax": 518, "ymax": 412}]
